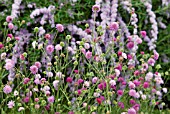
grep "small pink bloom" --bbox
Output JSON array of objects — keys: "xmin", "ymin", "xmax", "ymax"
[
  {"xmin": 4, "ymin": 59, "xmax": 14, "ymax": 70},
  {"xmin": 23, "ymin": 78, "xmax": 30, "ymax": 84},
  {"xmin": 46, "ymin": 45, "xmax": 54, "ymax": 54},
  {"xmin": 134, "ymin": 70, "xmax": 140, "ymax": 76},
  {"xmin": 143, "ymin": 82, "xmax": 149, "ymax": 88},
  {"xmin": 153, "ymin": 50, "xmax": 159, "ymax": 60},
  {"xmin": 117, "ymin": 90, "xmax": 123, "ymax": 96},
  {"xmin": 148, "ymin": 58, "xmax": 155, "ymax": 66},
  {"xmin": 85, "ymin": 28, "xmax": 91, "ymax": 34},
  {"xmin": 56, "ymin": 24, "xmax": 64, "ymax": 32},
  {"xmin": 92, "ymin": 5, "xmax": 100, "ymax": 12},
  {"xmin": 20, "ymin": 54, "xmax": 25, "ymax": 60},
  {"xmin": 66, "ymin": 77, "xmax": 73, "ymax": 83},
  {"xmin": 0, "ymin": 43, "xmax": 4, "ymax": 49},
  {"xmin": 35, "ymin": 104, "xmax": 40, "ymax": 109},
  {"xmin": 7, "ymin": 100, "xmax": 15, "ymax": 108},
  {"xmin": 6, "ymin": 16, "xmax": 13, "ymax": 22},
  {"xmin": 7, "ymin": 34, "xmax": 13, "ymax": 38},
  {"xmin": 140, "ymin": 51, "xmax": 144, "ymax": 55},
  {"xmin": 3, "ymin": 85, "xmax": 12, "ymax": 94},
  {"xmin": 15, "ymin": 37, "xmax": 20, "ymax": 40},
  {"xmin": 136, "ymin": 37, "xmax": 142, "ymax": 44},
  {"xmin": 127, "ymin": 42, "xmax": 134, "ymax": 49},
  {"xmin": 35, "ymin": 98, "xmax": 39, "ymax": 102},
  {"xmin": 48, "ymin": 96, "xmax": 55, "ymax": 103},
  {"xmin": 140, "ymin": 31, "xmax": 146, "ymax": 38},
  {"xmin": 23, "ymin": 97, "xmax": 30, "ymax": 103},
  {"xmin": 34, "ymin": 62, "xmax": 41, "ymax": 69},
  {"xmin": 128, "ymin": 108, "xmax": 136, "ymax": 114},
  {"xmin": 85, "ymin": 51, "xmax": 92, "ymax": 59},
  {"xmin": 45, "ymin": 34, "xmax": 51, "ymax": 40},
  {"xmin": 109, "ymin": 22, "xmax": 119, "ymax": 31},
  {"xmin": 8, "ymin": 23, "xmax": 14, "ymax": 30},
  {"xmin": 30, "ymin": 65, "xmax": 38, "ymax": 74},
  {"xmin": 92, "ymin": 77, "xmax": 98, "ymax": 83},
  {"xmin": 55, "ymin": 44, "xmax": 62, "ymax": 51},
  {"xmin": 129, "ymin": 99, "xmax": 136, "ymax": 105},
  {"xmin": 129, "ymin": 89, "xmax": 136, "ymax": 97}
]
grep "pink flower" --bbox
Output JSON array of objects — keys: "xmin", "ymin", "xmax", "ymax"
[
  {"xmin": 55, "ymin": 44, "xmax": 62, "ymax": 51},
  {"xmin": 35, "ymin": 104, "xmax": 40, "ymax": 109},
  {"xmin": 98, "ymin": 82, "xmax": 106, "ymax": 90},
  {"xmin": 134, "ymin": 70, "xmax": 140, "ymax": 76},
  {"xmin": 34, "ymin": 79, "xmax": 40, "ymax": 85},
  {"xmin": 46, "ymin": 45, "xmax": 54, "ymax": 54},
  {"xmin": 0, "ymin": 43, "xmax": 4, "ymax": 49},
  {"xmin": 136, "ymin": 37, "xmax": 142, "ymax": 44},
  {"xmin": 153, "ymin": 50, "xmax": 159, "ymax": 60},
  {"xmin": 7, "ymin": 100, "xmax": 15, "ymax": 108},
  {"xmin": 118, "ymin": 102, "xmax": 124, "ymax": 109},
  {"xmin": 148, "ymin": 58, "xmax": 155, "ymax": 66},
  {"xmin": 129, "ymin": 99, "xmax": 136, "ymax": 105},
  {"xmin": 140, "ymin": 31, "xmax": 146, "ymax": 38},
  {"xmin": 34, "ymin": 62, "xmax": 41, "ymax": 69},
  {"xmin": 48, "ymin": 96, "xmax": 55, "ymax": 103},
  {"xmin": 6, "ymin": 16, "xmax": 13, "ymax": 22},
  {"xmin": 85, "ymin": 51, "xmax": 92, "ymax": 59},
  {"xmin": 3, "ymin": 85, "xmax": 12, "ymax": 94},
  {"xmin": 23, "ymin": 97, "xmax": 30, "ymax": 103},
  {"xmin": 143, "ymin": 82, "xmax": 149, "ymax": 88},
  {"xmin": 4, "ymin": 59, "xmax": 14, "ymax": 70},
  {"xmin": 142, "ymin": 63, "xmax": 148, "ymax": 71},
  {"xmin": 23, "ymin": 78, "xmax": 30, "ymax": 84},
  {"xmin": 68, "ymin": 111, "xmax": 74, "ymax": 114},
  {"xmin": 7, "ymin": 34, "xmax": 13, "ymax": 38},
  {"xmin": 45, "ymin": 34, "xmax": 51, "ymax": 40},
  {"xmin": 35, "ymin": 98, "xmax": 39, "ymax": 102},
  {"xmin": 109, "ymin": 22, "xmax": 119, "ymax": 31},
  {"xmin": 66, "ymin": 77, "xmax": 73, "ymax": 83},
  {"xmin": 92, "ymin": 5, "xmax": 100, "ymax": 12},
  {"xmin": 128, "ymin": 108, "xmax": 136, "ymax": 114},
  {"xmin": 30, "ymin": 65, "xmax": 38, "ymax": 74},
  {"xmin": 85, "ymin": 28, "xmax": 91, "ymax": 34},
  {"xmin": 92, "ymin": 77, "xmax": 98, "ymax": 83},
  {"xmin": 78, "ymin": 79, "xmax": 84, "ymax": 84},
  {"xmin": 20, "ymin": 54, "xmax": 25, "ymax": 60},
  {"xmin": 8, "ymin": 23, "xmax": 14, "ymax": 30},
  {"xmin": 56, "ymin": 24, "xmax": 64, "ymax": 32},
  {"xmin": 96, "ymin": 98, "xmax": 102, "ymax": 104},
  {"xmin": 129, "ymin": 89, "xmax": 136, "ymax": 97},
  {"xmin": 127, "ymin": 42, "xmax": 134, "ymax": 49},
  {"xmin": 117, "ymin": 90, "xmax": 123, "ymax": 96}
]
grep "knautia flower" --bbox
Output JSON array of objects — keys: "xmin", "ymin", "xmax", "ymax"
[
  {"xmin": 30, "ymin": 65, "xmax": 38, "ymax": 74},
  {"xmin": 92, "ymin": 5, "xmax": 100, "ymax": 12},
  {"xmin": 46, "ymin": 45, "xmax": 54, "ymax": 54},
  {"xmin": 4, "ymin": 59, "xmax": 14, "ymax": 70},
  {"xmin": 48, "ymin": 96, "xmax": 55, "ymax": 103},
  {"xmin": 7, "ymin": 100, "xmax": 15, "ymax": 108},
  {"xmin": 3, "ymin": 85, "xmax": 12, "ymax": 94},
  {"xmin": 56, "ymin": 24, "xmax": 64, "ymax": 32}
]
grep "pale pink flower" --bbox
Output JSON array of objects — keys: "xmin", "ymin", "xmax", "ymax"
[
  {"xmin": 6, "ymin": 16, "xmax": 13, "ymax": 22},
  {"xmin": 8, "ymin": 23, "xmax": 14, "ymax": 30},
  {"xmin": 128, "ymin": 108, "xmax": 136, "ymax": 114},
  {"xmin": 3, "ymin": 85, "xmax": 12, "ymax": 94},
  {"xmin": 56, "ymin": 24, "xmax": 64, "ymax": 32},
  {"xmin": 55, "ymin": 44, "xmax": 62, "ymax": 51},
  {"xmin": 92, "ymin": 5, "xmax": 100, "ymax": 12},
  {"xmin": 4, "ymin": 59, "xmax": 14, "ymax": 70},
  {"xmin": 148, "ymin": 58, "xmax": 155, "ymax": 66},
  {"xmin": 30, "ymin": 65, "xmax": 38, "ymax": 74},
  {"xmin": 140, "ymin": 31, "xmax": 146, "ymax": 37},
  {"xmin": 85, "ymin": 51, "xmax": 92, "ymax": 59},
  {"xmin": 109, "ymin": 22, "xmax": 119, "ymax": 31},
  {"xmin": 7, "ymin": 100, "xmax": 15, "ymax": 108},
  {"xmin": 48, "ymin": 96, "xmax": 55, "ymax": 103},
  {"xmin": 46, "ymin": 45, "xmax": 54, "ymax": 54},
  {"xmin": 34, "ymin": 62, "xmax": 41, "ymax": 69}
]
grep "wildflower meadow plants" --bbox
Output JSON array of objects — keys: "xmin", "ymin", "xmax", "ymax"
[{"xmin": 0, "ymin": 0, "xmax": 170, "ymax": 114}]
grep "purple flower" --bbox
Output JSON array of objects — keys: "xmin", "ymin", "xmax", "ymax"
[
  {"xmin": 56, "ymin": 24, "xmax": 64, "ymax": 32},
  {"xmin": 129, "ymin": 89, "xmax": 136, "ymax": 97},
  {"xmin": 117, "ymin": 90, "xmax": 123, "ymax": 96},
  {"xmin": 3, "ymin": 85, "xmax": 12, "ymax": 94},
  {"xmin": 66, "ymin": 77, "xmax": 73, "ymax": 83}
]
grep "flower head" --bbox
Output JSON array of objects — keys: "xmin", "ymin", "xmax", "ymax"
[
  {"xmin": 7, "ymin": 100, "xmax": 15, "ymax": 108},
  {"xmin": 3, "ymin": 85, "xmax": 12, "ymax": 94},
  {"xmin": 92, "ymin": 5, "xmax": 100, "ymax": 12}
]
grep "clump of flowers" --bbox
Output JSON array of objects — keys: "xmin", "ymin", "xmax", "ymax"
[{"xmin": 0, "ymin": 0, "xmax": 169, "ymax": 114}]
